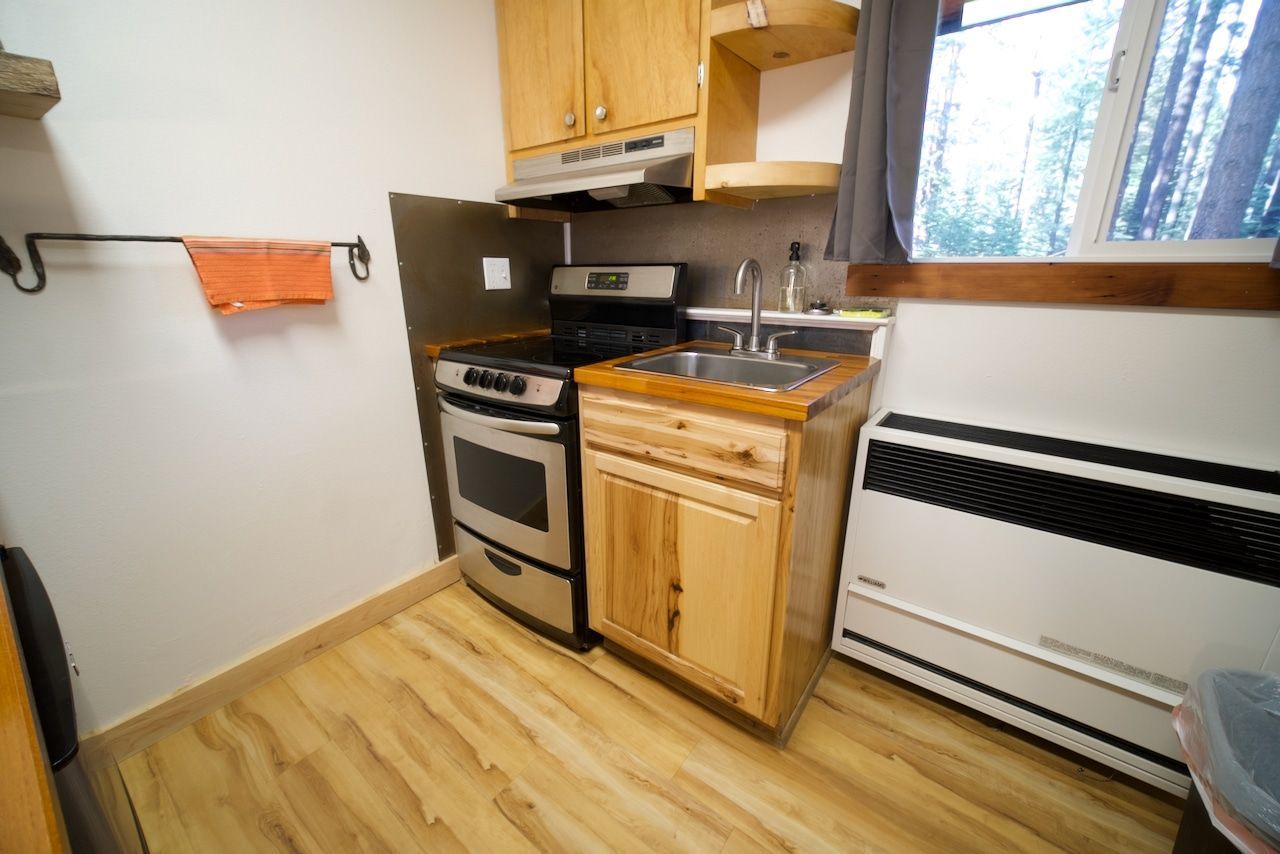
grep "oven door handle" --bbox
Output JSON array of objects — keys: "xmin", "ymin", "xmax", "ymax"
[{"xmin": 439, "ymin": 398, "xmax": 562, "ymax": 437}]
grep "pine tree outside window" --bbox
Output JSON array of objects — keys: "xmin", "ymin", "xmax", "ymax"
[{"xmin": 913, "ymin": 0, "xmax": 1280, "ymax": 262}]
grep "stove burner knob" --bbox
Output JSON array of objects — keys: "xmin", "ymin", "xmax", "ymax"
[
  {"xmin": 509, "ymin": 376, "xmax": 528, "ymax": 396},
  {"xmin": 492, "ymin": 373, "xmax": 511, "ymax": 393},
  {"xmin": 478, "ymin": 370, "xmax": 494, "ymax": 389},
  {"xmin": 462, "ymin": 367, "xmax": 479, "ymax": 386}
]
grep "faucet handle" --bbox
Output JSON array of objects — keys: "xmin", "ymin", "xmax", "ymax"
[
  {"xmin": 764, "ymin": 330, "xmax": 797, "ymax": 355},
  {"xmin": 717, "ymin": 325, "xmax": 745, "ymax": 351}
]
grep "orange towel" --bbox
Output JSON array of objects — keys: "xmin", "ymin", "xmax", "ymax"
[{"xmin": 181, "ymin": 236, "xmax": 334, "ymax": 315}]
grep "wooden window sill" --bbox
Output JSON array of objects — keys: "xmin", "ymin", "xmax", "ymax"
[{"xmin": 846, "ymin": 262, "xmax": 1280, "ymax": 310}]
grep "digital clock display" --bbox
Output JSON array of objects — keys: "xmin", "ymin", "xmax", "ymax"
[{"xmin": 586, "ymin": 272, "xmax": 629, "ymax": 290}]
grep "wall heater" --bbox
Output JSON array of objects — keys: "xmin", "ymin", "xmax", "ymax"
[{"xmin": 833, "ymin": 410, "xmax": 1280, "ymax": 794}]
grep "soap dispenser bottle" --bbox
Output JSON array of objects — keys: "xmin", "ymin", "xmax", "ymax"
[{"xmin": 779, "ymin": 241, "xmax": 808, "ymax": 313}]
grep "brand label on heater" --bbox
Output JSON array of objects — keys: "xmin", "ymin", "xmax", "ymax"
[{"xmin": 856, "ymin": 575, "xmax": 887, "ymax": 590}]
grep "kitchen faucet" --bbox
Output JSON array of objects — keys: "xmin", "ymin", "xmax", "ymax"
[{"xmin": 719, "ymin": 258, "xmax": 796, "ymax": 360}]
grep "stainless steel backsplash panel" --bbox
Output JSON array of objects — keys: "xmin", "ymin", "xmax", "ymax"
[{"xmin": 391, "ymin": 194, "xmax": 564, "ymax": 558}]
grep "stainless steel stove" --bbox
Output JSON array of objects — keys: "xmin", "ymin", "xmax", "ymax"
[{"xmin": 434, "ymin": 264, "xmax": 686, "ymax": 649}]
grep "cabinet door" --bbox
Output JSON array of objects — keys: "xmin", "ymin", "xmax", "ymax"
[
  {"xmin": 584, "ymin": 450, "xmax": 782, "ymax": 720},
  {"xmin": 583, "ymin": 0, "xmax": 701, "ymax": 135},
  {"xmin": 496, "ymin": 0, "xmax": 585, "ymax": 151}
]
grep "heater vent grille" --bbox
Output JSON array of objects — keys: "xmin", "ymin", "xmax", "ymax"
[
  {"xmin": 878, "ymin": 413, "xmax": 1280, "ymax": 494},
  {"xmin": 862, "ymin": 440, "xmax": 1280, "ymax": 587}
]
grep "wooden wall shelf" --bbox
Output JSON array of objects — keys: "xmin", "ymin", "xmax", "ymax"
[
  {"xmin": 710, "ymin": 0, "xmax": 858, "ymax": 71},
  {"xmin": 0, "ymin": 51, "xmax": 60, "ymax": 119},
  {"xmin": 704, "ymin": 161, "xmax": 841, "ymax": 200}
]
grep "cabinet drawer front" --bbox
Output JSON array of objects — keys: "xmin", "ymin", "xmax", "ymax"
[{"xmin": 580, "ymin": 389, "xmax": 788, "ymax": 491}]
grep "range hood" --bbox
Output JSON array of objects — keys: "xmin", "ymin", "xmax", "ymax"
[{"xmin": 496, "ymin": 127, "xmax": 694, "ymax": 212}]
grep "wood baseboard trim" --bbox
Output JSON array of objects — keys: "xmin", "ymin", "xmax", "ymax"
[
  {"xmin": 83, "ymin": 556, "xmax": 460, "ymax": 762},
  {"xmin": 777, "ymin": 648, "xmax": 831, "ymax": 746}
]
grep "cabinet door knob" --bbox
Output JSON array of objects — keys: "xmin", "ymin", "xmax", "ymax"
[
  {"xmin": 594, "ymin": 104, "xmax": 607, "ymax": 121},
  {"xmin": 564, "ymin": 112, "xmax": 576, "ymax": 127}
]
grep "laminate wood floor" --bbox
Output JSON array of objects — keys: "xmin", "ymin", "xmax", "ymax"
[{"xmin": 119, "ymin": 582, "xmax": 1183, "ymax": 853}]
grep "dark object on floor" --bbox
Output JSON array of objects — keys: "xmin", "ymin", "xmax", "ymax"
[
  {"xmin": 2, "ymin": 545, "xmax": 144, "ymax": 852},
  {"xmin": 1, "ymin": 545, "xmax": 77, "ymax": 768}
]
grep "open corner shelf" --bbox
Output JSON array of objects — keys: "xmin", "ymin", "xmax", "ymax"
[
  {"xmin": 710, "ymin": 0, "xmax": 858, "ymax": 71},
  {"xmin": 704, "ymin": 161, "xmax": 841, "ymax": 201},
  {"xmin": 701, "ymin": 1, "xmax": 855, "ymax": 203},
  {"xmin": 0, "ymin": 51, "xmax": 60, "ymax": 119}
]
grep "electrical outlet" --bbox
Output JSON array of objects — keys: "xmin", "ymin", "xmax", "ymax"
[{"xmin": 482, "ymin": 257, "xmax": 512, "ymax": 290}]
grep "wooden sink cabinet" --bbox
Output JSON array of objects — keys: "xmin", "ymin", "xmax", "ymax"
[{"xmin": 577, "ymin": 347, "xmax": 876, "ymax": 738}]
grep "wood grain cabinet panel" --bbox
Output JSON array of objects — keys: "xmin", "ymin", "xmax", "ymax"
[
  {"xmin": 584, "ymin": 450, "xmax": 781, "ymax": 718},
  {"xmin": 580, "ymin": 388, "xmax": 787, "ymax": 491},
  {"xmin": 579, "ymin": 381, "xmax": 874, "ymax": 739},
  {"xmin": 583, "ymin": 0, "xmax": 702, "ymax": 135},
  {"xmin": 495, "ymin": 0, "xmax": 585, "ymax": 151}
]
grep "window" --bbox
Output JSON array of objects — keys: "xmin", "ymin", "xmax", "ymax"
[{"xmin": 913, "ymin": 0, "xmax": 1280, "ymax": 261}]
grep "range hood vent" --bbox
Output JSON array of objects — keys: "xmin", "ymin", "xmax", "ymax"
[{"xmin": 496, "ymin": 128, "xmax": 694, "ymax": 212}]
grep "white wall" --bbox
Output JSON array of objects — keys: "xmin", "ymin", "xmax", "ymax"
[
  {"xmin": 757, "ymin": 53, "xmax": 1280, "ymax": 468},
  {"xmin": 0, "ymin": 0, "xmax": 507, "ymax": 733},
  {"xmin": 757, "ymin": 52, "xmax": 853, "ymax": 164}
]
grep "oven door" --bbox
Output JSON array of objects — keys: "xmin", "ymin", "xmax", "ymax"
[{"xmin": 439, "ymin": 395, "xmax": 574, "ymax": 571}]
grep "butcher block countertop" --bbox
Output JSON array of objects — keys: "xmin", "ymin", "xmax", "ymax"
[
  {"xmin": 423, "ymin": 328, "xmax": 549, "ymax": 360},
  {"xmin": 575, "ymin": 340, "xmax": 879, "ymax": 422}
]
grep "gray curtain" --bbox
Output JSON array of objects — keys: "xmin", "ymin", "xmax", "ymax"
[{"xmin": 825, "ymin": 0, "xmax": 939, "ymax": 263}]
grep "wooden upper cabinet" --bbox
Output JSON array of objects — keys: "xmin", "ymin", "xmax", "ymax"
[
  {"xmin": 584, "ymin": 450, "xmax": 782, "ymax": 719},
  {"xmin": 495, "ymin": 0, "xmax": 585, "ymax": 152},
  {"xmin": 583, "ymin": 0, "xmax": 702, "ymax": 136},
  {"xmin": 494, "ymin": 0, "xmax": 860, "ymax": 201}
]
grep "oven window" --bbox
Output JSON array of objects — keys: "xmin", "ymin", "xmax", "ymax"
[{"xmin": 453, "ymin": 437, "xmax": 549, "ymax": 532}]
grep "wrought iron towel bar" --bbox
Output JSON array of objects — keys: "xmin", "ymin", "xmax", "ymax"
[{"xmin": 1, "ymin": 232, "xmax": 371, "ymax": 293}]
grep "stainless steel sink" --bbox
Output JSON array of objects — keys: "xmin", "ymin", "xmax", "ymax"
[{"xmin": 617, "ymin": 347, "xmax": 839, "ymax": 392}]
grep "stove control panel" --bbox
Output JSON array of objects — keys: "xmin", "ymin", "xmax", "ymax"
[
  {"xmin": 586, "ymin": 271, "xmax": 628, "ymax": 291},
  {"xmin": 551, "ymin": 264, "xmax": 679, "ymax": 300},
  {"xmin": 435, "ymin": 359, "xmax": 565, "ymax": 409}
]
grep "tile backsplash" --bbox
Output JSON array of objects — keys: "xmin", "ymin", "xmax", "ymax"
[{"xmin": 570, "ymin": 195, "xmax": 894, "ymax": 312}]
